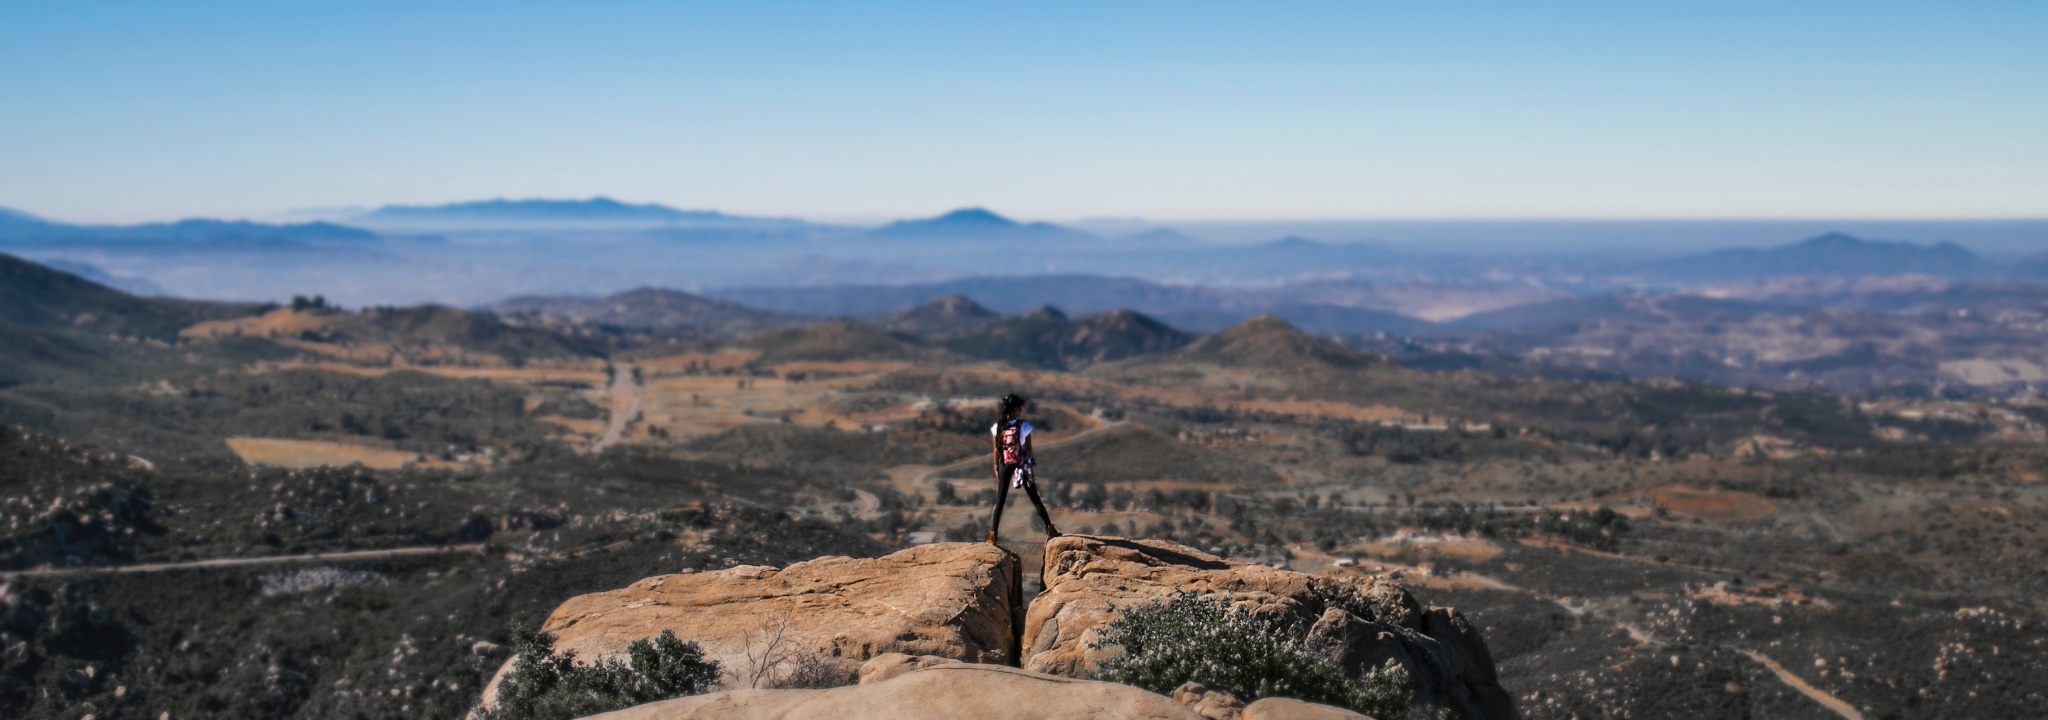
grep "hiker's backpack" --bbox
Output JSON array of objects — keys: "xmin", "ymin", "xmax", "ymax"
[{"xmin": 998, "ymin": 421, "xmax": 1023, "ymax": 465}]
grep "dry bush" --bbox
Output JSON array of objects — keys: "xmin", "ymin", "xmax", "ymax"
[{"xmin": 727, "ymin": 614, "xmax": 857, "ymax": 690}]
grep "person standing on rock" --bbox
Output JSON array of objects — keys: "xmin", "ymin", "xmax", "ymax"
[{"xmin": 989, "ymin": 393, "xmax": 1060, "ymax": 542}]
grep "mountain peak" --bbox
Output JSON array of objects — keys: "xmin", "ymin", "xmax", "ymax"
[
  {"xmin": 931, "ymin": 208, "xmax": 1018, "ymax": 227},
  {"xmin": 871, "ymin": 295, "xmax": 1001, "ymax": 336},
  {"xmin": 1796, "ymin": 232, "xmax": 1867, "ymax": 249},
  {"xmin": 923, "ymin": 295, "xmax": 995, "ymax": 315},
  {"xmin": 935, "ymin": 305, "xmax": 1192, "ymax": 370},
  {"xmin": 1780, "ymin": 232, "xmax": 1978, "ymax": 259},
  {"xmin": 1224, "ymin": 314, "xmax": 1301, "ymax": 335},
  {"xmin": 867, "ymin": 208, "xmax": 1096, "ymax": 242},
  {"xmin": 359, "ymin": 197, "xmax": 722, "ymax": 224},
  {"xmin": 0, "ymin": 206, "xmax": 45, "ymax": 226},
  {"xmin": 1019, "ymin": 305, "xmax": 1069, "ymax": 322},
  {"xmin": 1176, "ymin": 314, "xmax": 1392, "ymax": 371},
  {"xmin": 1653, "ymin": 232, "xmax": 1985, "ymax": 281}
]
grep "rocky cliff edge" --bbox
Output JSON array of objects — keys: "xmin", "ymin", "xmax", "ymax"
[{"xmin": 483, "ymin": 536, "xmax": 1515, "ymax": 720}]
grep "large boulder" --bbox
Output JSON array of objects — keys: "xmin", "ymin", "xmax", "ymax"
[
  {"xmin": 580, "ymin": 659, "xmax": 1371, "ymax": 720},
  {"xmin": 485, "ymin": 543, "xmax": 1019, "ymax": 704},
  {"xmin": 1022, "ymin": 535, "xmax": 1516, "ymax": 720}
]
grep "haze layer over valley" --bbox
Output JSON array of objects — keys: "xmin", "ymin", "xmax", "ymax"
[{"xmin": 12, "ymin": 198, "xmax": 2046, "ymax": 399}]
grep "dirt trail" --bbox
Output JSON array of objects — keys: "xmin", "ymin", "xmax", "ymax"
[
  {"xmin": 852, "ymin": 488, "xmax": 881, "ymax": 519},
  {"xmin": 590, "ymin": 362, "xmax": 640, "ymax": 453},
  {"xmin": 0, "ymin": 544, "xmax": 486, "ymax": 579},
  {"xmin": 1740, "ymin": 650, "xmax": 1865, "ymax": 720},
  {"xmin": 1557, "ymin": 596, "xmax": 1860, "ymax": 718}
]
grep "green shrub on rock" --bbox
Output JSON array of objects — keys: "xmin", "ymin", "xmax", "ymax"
[
  {"xmin": 475, "ymin": 629, "xmax": 719, "ymax": 720},
  {"xmin": 1091, "ymin": 591, "xmax": 1415, "ymax": 719}
]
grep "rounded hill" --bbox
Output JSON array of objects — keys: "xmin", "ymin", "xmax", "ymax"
[
  {"xmin": 937, "ymin": 307, "xmax": 1193, "ymax": 371},
  {"xmin": 739, "ymin": 321, "xmax": 922, "ymax": 364},
  {"xmin": 874, "ymin": 295, "xmax": 1001, "ymax": 336},
  {"xmin": 1170, "ymin": 315, "xmax": 1393, "ymax": 372}
]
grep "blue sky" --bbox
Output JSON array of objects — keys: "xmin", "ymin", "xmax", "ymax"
[{"xmin": 2, "ymin": 1, "xmax": 2043, "ymax": 223}]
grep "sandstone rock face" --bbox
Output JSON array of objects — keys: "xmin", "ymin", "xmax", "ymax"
[
  {"xmin": 856, "ymin": 653, "xmax": 963, "ymax": 685},
  {"xmin": 486, "ymin": 543, "xmax": 1018, "ymax": 704},
  {"xmin": 1240, "ymin": 697, "xmax": 1373, "ymax": 720},
  {"xmin": 1022, "ymin": 535, "xmax": 1323, "ymax": 677},
  {"xmin": 490, "ymin": 536, "xmax": 1514, "ymax": 719},
  {"xmin": 1022, "ymin": 535, "xmax": 1516, "ymax": 720},
  {"xmin": 1172, "ymin": 681, "xmax": 1247, "ymax": 719},
  {"xmin": 583, "ymin": 663, "xmax": 1201, "ymax": 720},
  {"xmin": 581, "ymin": 662, "xmax": 1368, "ymax": 720}
]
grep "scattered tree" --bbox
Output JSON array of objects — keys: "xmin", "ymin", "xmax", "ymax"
[{"xmin": 477, "ymin": 629, "xmax": 719, "ymax": 720}]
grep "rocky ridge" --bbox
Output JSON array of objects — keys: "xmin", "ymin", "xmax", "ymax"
[
  {"xmin": 1025, "ymin": 535, "xmax": 1514, "ymax": 719},
  {"xmin": 481, "ymin": 543, "xmax": 1019, "ymax": 705},
  {"xmin": 485, "ymin": 536, "xmax": 1515, "ymax": 719}
]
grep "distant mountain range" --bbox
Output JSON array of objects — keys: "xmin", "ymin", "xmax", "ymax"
[
  {"xmin": 351, "ymin": 202, "xmax": 1109, "ymax": 238},
  {"xmin": 702, "ymin": 274, "xmax": 1433, "ymax": 336},
  {"xmin": 482, "ymin": 287, "xmax": 1193, "ymax": 370},
  {"xmin": 0, "ymin": 209, "xmax": 379, "ymax": 250},
  {"xmin": 15, "ymin": 241, "xmax": 2048, "ymax": 398},
  {"xmin": 1644, "ymin": 233, "xmax": 1988, "ymax": 282},
  {"xmin": 11, "ymin": 195, "xmax": 2040, "ymax": 324},
  {"xmin": 705, "ymin": 274, "xmax": 1229, "ymax": 317},
  {"xmin": 355, "ymin": 197, "xmax": 741, "ymax": 226}
]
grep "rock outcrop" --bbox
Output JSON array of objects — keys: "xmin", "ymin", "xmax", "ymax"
[
  {"xmin": 485, "ymin": 543, "xmax": 1018, "ymax": 704},
  {"xmin": 487, "ymin": 536, "xmax": 1515, "ymax": 719},
  {"xmin": 1023, "ymin": 535, "xmax": 1515, "ymax": 720},
  {"xmin": 582, "ymin": 657, "xmax": 1371, "ymax": 720}
]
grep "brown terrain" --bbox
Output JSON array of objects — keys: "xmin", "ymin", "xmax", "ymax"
[{"xmin": 9, "ymin": 251, "xmax": 2048, "ymax": 720}]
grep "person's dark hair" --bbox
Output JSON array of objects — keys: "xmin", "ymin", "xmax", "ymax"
[{"xmin": 999, "ymin": 393, "xmax": 1027, "ymax": 420}]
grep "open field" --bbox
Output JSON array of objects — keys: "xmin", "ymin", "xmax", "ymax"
[{"xmin": 225, "ymin": 436, "xmax": 429, "ymax": 470}]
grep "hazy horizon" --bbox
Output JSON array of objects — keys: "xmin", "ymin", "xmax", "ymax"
[{"xmin": 9, "ymin": 198, "xmax": 2047, "ymax": 256}]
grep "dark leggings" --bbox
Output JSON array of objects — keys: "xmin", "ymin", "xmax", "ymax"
[{"xmin": 991, "ymin": 463, "xmax": 1056, "ymax": 537}]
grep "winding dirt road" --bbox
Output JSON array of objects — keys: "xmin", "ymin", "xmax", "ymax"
[
  {"xmin": 1740, "ymin": 650, "xmax": 1865, "ymax": 720},
  {"xmin": 852, "ymin": 488, "xmax": 882, "ymax": 519},
  {"xmin": 590, "ymin": 361, "xmax": 640, "ymax": 453},
  {"xmin": 1524, "ymin": 576, "xmax": 1864, "ymax": 719},
  {"xmin": 0, "ymin": 544, "xmax": 486, "ymax": 579}
]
